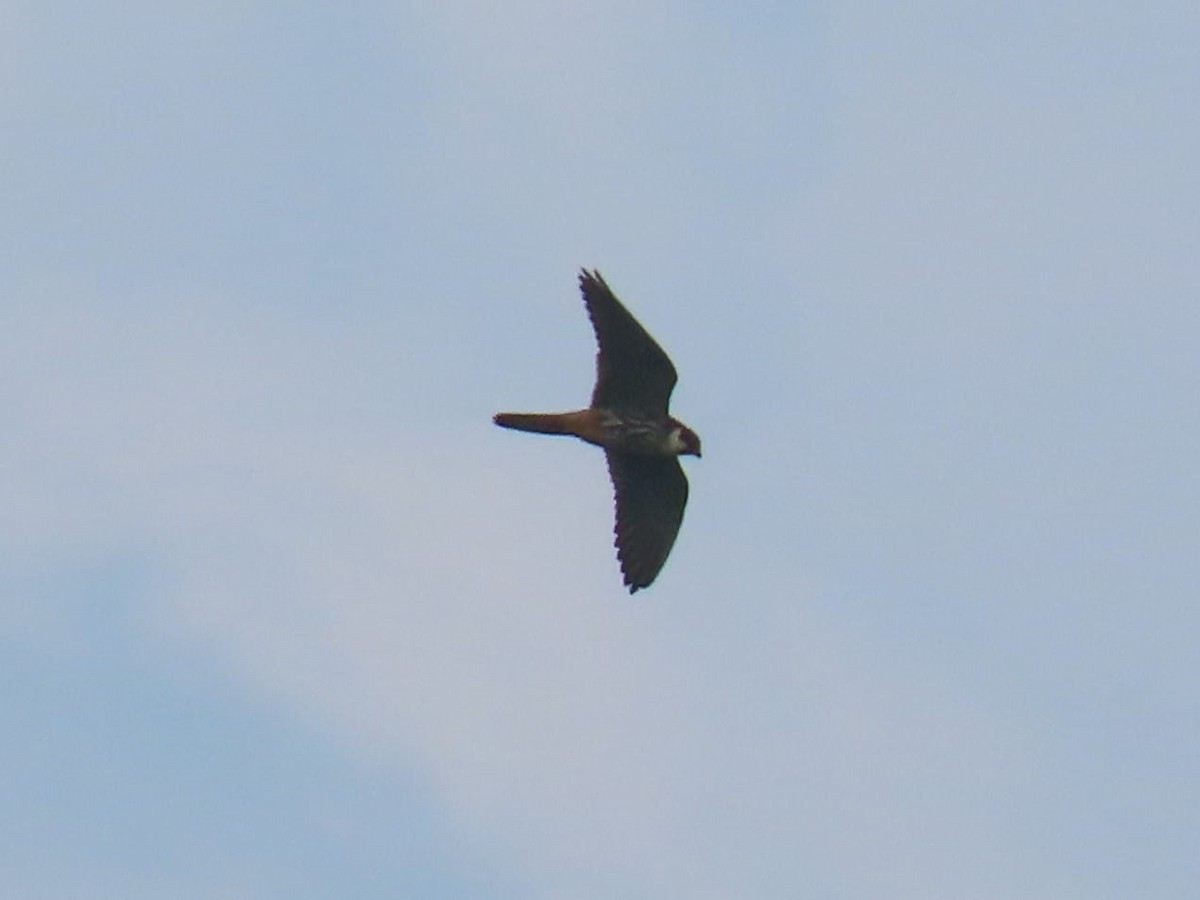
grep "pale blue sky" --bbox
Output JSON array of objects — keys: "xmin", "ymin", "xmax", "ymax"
[{"xmin": 4, "ymin": 3, "xmax": 1198, "ymax": 898}]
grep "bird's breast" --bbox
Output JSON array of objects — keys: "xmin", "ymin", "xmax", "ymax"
[{"xmin": 597, "ymin": 412, "xmax": 676, "ymax": 456}]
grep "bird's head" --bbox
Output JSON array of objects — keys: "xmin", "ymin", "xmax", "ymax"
[{"xmin": 670, "ymin": 421, "xmax": 702, "ymax": 458}]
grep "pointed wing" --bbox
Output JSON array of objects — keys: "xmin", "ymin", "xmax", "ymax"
[
  {"xmin": 605, "ymin": 451, "xmax": 689, "ymax": 593},
  {"xmin": 580, "ymin": 269, "xmax": 678, "ymax": 417}
]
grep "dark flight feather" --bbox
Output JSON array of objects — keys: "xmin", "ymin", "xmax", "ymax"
[
  {"xmin": 579, "ymin": 270, "xmax": 678, "ymax": 418},
  {"xmin": 605, "ymin": 451, "xmax": 689, "ymax": 593}
]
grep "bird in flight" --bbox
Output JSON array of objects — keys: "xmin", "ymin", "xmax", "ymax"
[{"xmin": 494, "ymin": 269, "xmax": 701, "ymax": 593}]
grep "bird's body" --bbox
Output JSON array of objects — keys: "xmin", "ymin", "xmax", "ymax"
[
  {"xmin": 494, "ymin": 270, "xmax": 701, "ymax": 593},
  {"xmin": 493, "ymin": 409, "xmax": 694, "ymax": 457}
]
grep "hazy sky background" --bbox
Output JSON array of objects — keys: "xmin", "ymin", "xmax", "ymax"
[{"xmin": 4, "ymin": 3, "xmax": 1198, "ymax": 898}]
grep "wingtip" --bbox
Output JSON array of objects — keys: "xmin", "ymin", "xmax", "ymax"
[
  {"xmin": 579, "ymin": 267, "xmax": 605, "ymax": 288},
  {"xmin": 622, "ymin": 566, "xmax": 651, "ymax": 594}
]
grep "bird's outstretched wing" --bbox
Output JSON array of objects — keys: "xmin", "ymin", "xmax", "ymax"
[
  {"xmin": 605, "ymin": 451, "xmax": 689, "ymax": 593},
  {"xmin": 580, "ymin": 270, "xmax": 678, "ymax": 417}
]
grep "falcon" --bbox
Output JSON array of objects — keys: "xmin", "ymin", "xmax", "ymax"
[{"xmin": 494, "ymin": 269, "xmax": 701, "ymax": 593}]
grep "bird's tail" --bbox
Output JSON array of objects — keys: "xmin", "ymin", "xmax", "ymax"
[{"xmin": 493, "ymin": 411, "xmax": 580, "ymax": 436}]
